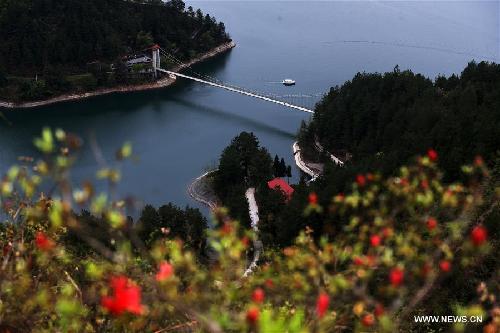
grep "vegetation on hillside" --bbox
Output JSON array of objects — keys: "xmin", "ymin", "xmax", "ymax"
[
  {"xmin": 212, "ymin": 132, "xmax": 292, "ymax": 227},
  {"xmin": 299, "ymin": 61, "xmax": 500, "ymax": 187},
  {"xmin": 0, "ymin": 0, "xmax": 230, "ymax": 102},
  {"xmin": 0, "ymin": 128, "xmax": 498, "ymax": 332}
]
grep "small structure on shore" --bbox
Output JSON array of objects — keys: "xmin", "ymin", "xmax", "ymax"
[
  {"xmin": 122, "ymin": 44, "xmax": 161, "ymax": 77},
  {"xmin": 267, "ymin": 178, "xmax": 294, "ymax": 201},
  {"xmin": 126, "ymin": 55, "xmax": 152, "ymax": 67}
]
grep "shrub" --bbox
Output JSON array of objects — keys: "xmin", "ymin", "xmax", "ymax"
[{"xmin": 0, "ymin": 128, "xmax": 498, "ymax": 332}]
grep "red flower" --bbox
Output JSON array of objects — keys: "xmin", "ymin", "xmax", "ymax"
[
  {"xmin": 308, "ymin": 192, "xmax": 318, "ymax": 205},
  {"xmin": 421, "ymin": 179, "xmax": 429, "ymax": 190},
  {"xmin": 241, "ymin": 236, "xmax": 250, "ymax": 247},
  {"xmin": 374, "ymin": 303, "xmax": 385, "ymax": 317},
  {"xmin": 221, "ymin": 222, "xmax": 233, "ymax": 235},
  {"xmin": 265, "ymin": 279, "xmax": 274, "ymax": 289},
  {"xmin": 389, "ymin": 267, "xmax": 404, "ymax": 287},
  {"xmin": 246, "ymin": 307, "xmax": 259, "ymax": 324},
  {"xmin": 101, "ymin": 276, "xmax": 144, "ymax": 316},
  {"xmin": 439, "ymin": 260, "xmax": 451, "ymax": 272},
  {"xmin": 426, "ymin": 217, "xmax": 437, "ymax": 231},
  {"xmin": 334, "ymin": 193, "xmax": 345, "ymax": 202},
  {"xmin": 370, "ymin": 235, "xmax": 381, "ymax": 247},
  {"xmin": 356, "ymin": 174, "xmax": 366, "ymax": 187},
  {"xmin": 470, "ymin": 225, "xmax": 487, "ymax": 246},
  {"xmin": 35, "ymin": 232, "xmax": 55, "ymax": 251},
  {"xmin": 316, "ymin": 292, "xmax": 330, "ymax": 318},
  {"xmin": 156, "ymin": 262, "xmax": 174, "ymax": 282},
  {"xmin": 427, "ymin": 149, "xmax": 438, "ymax": 162},
  {"xmin": 361, "ymin": 314, "xmax": 375, "ymax": 327},
  {"xmin": 252, "ymin": 288, "xmax": 265, "ymax": 304},
  {"xmin": 353, "ymin": 256, "xmax": 364, "ymax": 266}
]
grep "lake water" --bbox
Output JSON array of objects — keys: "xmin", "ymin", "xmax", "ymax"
[{"xmin": 0, "ymin": 1, "xmax": 498, "ymax": 216}]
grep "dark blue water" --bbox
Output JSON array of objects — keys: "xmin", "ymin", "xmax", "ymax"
[{"xmin": 0, "ymin": 1, "xmax": 498, "ymax": 215}]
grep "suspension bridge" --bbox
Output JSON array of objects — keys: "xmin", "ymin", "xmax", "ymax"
[{"xmin": 148, "ymin": 45, "xmax": 318, "ymax": 113}]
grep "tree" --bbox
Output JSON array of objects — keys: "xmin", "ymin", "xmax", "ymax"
[
  {"xmin": 135, "ymin": 31, "xmax": 154, "ymax": 50},
  {"xmin": 137, "ymin": 204, "xmax": 161, "ymax": 244},
  {"xmin": 167, "ymin": 0, "xmax": 185, "ymax": 12},
  {"xmin": 286, "ymin": 165, "xmax": 292, "ymax": 182},
  {"xmin": 88, "ymin": 61, "xmax": 109, "ymax": 86},
  {"xmin": 214, "ymin": 132, "xmax": 273, "ymax": 225},
  {"xmin": 279, "ymin": 158, "xmax": 287, "ymax": 177},
  {"xmin": 44, "ymin": 66, "xmax": 69, "ymax": 92},
  {"xmin": 113, "ymin": 59, "xmax": 129, "ymax": 84},
  {"xmin": 273, "ymin": 155, "xmax": 280, "ymax": 177},
  {"xmin": 138, "ymin": 203, "xmax": 208, "ymax": 257},
  {"xmin": 0, "ymin": 70, "xmax": 7, "ymax": 87}
]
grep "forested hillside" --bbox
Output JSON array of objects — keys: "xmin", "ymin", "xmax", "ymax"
[
  {"xmin": 0, "ymin": 0, "xmax": 228, "ymax": 73},
  {"xmin": 299, "ymin": 61, "xmax": 500, "ymax": 183},
  {"xmin": 0, "ymin": 0, "xmax": 229, "ymax": 101}
]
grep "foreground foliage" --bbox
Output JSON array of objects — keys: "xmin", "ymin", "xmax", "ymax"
[{"xmin": 0, "ymin": 128, "xmax": 498, "ymax": 332}]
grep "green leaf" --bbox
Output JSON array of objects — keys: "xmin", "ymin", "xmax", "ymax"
[{"xmin": 34, "ymin": 127, "xmax": 54, "ymax": 153}]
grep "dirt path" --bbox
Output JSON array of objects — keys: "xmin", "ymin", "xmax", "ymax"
[{"xmin": 243, "ymin": 187, "xmax": 263, "ymax": 278}]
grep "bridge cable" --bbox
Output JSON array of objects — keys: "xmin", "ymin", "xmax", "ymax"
[{"xmin": 159, "ymin": 48, "xmax": 316, "ymax": 110}]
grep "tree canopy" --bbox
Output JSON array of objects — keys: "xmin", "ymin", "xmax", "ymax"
[
  {"xmin": 0, "ymin": 0, "xmax": 229, "ymax": 74},
  {"xmin": 301, "ymin": 62, "xmax": 500, "ymax": 181},
  {"xmin": 0, "ymin": 0, "xmax": 230, "ymax": 101}
]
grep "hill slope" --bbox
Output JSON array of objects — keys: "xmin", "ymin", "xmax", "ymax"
[
  {"xmin": 299, "ymin": 61, "xmax": 500, "ymax": 183},
  {"xmin": 0, "ymin": 0, "xmax": 230, "ymax": 101}
]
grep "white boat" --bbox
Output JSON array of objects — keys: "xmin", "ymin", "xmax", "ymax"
[{"xmin": 282, "ymin": 79, "xmax": 296, "ymax": 86}]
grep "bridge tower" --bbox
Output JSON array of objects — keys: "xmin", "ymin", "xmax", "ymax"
[{"xmin": 151, "ymin": 44, "xmax": 161, "ymax": 78}]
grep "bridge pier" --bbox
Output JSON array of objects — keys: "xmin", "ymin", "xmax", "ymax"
[{"xmin": 152, "ymin": 44, "xmax": 161, "ymax": 78}]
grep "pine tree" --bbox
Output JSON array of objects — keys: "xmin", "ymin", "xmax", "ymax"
[
  {"xmin": 273, "ymin": 155, "xmax": 280, "ymax": 177},
  {"xmin": 286, "ymin": 165, "xmax": 292, "ymax": 183},
  {"xmin": 279, "ymin": 158, "xmax": 287, "ymax": 177}
]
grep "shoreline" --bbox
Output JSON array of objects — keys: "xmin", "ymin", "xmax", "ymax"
[
  {"xmin": 187, "ymin": 170, "xmax": 219, "ymax": 211},
  {"xmin": 293, "ymin": 141, "xmax": 344, "ymax": 182},
  {"xmin": 0, "ymin": 41, "xmax": 236, "ymax": 109},
  {"xmin": 293, "ymin": 142, "xmax": 322, "ymax": 181}
]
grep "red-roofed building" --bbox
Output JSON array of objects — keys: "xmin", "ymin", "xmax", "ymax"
[{"xmin": 267, "ymin": 178, "xmax": 294, "ymax": 201}]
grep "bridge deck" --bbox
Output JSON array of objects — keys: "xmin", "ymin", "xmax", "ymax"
[{"xmin": 157, "ymin": 68, "xmax": 314, "ymax": 113}]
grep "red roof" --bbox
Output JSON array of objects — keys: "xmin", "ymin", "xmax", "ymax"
[{"xmin": 267, "ymin": 178, "xmax": 294, "ymax": 200}]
